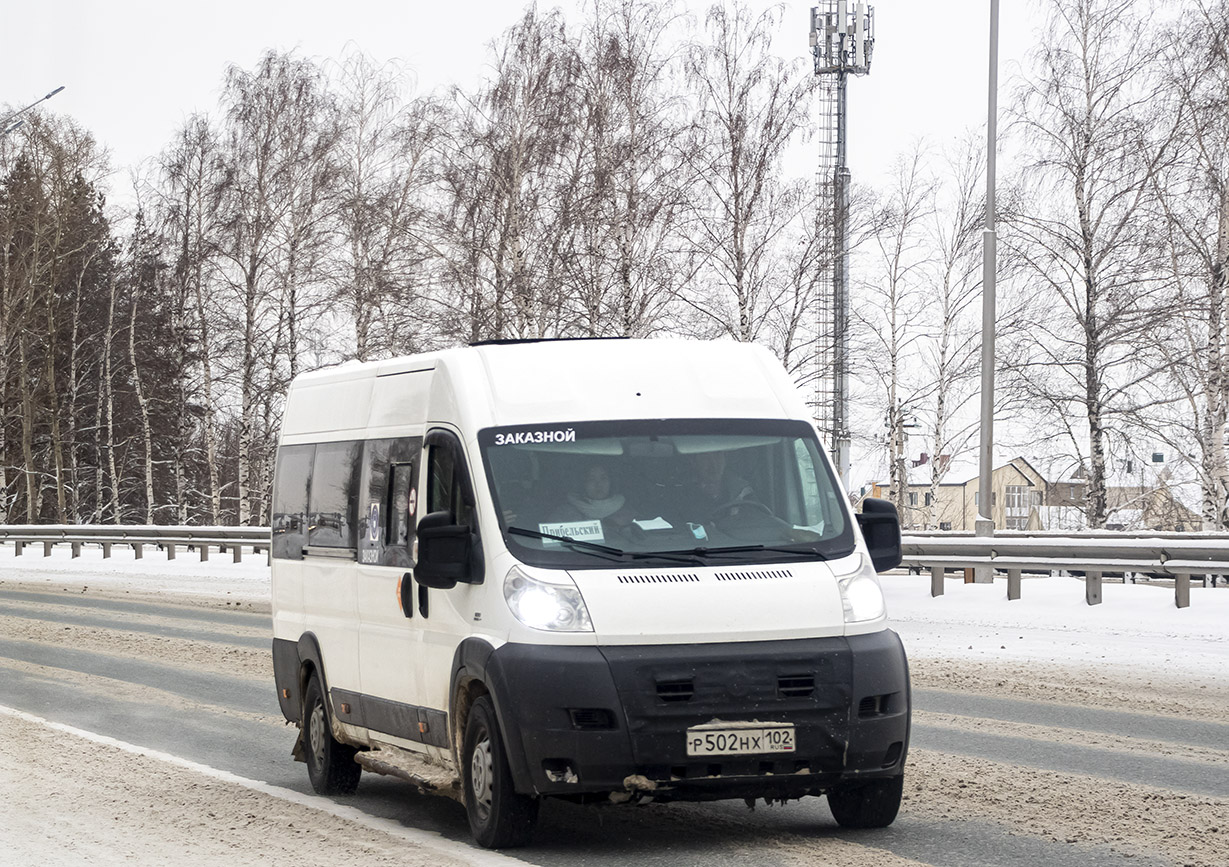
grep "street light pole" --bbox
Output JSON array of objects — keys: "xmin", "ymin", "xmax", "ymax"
[
  {"xmin": 1, "ymin": 86, "xmax": 66, "ymax": 136},
  {"xmin": 975, "ymin": 0, "xmax": 999, "ymax": 574}
]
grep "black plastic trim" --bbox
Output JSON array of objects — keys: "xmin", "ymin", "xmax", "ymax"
[
  {"xmin": 484, "ymin": 632, "xmax": 910, "ymax": 799},
  {"xmin": 272, "ymin": 638, "xmax": 301, "ymax": 722}
]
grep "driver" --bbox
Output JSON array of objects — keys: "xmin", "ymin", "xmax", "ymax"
[{"xmin": 690, "ymin": 450, "xmax": 754, "ymax": 510}]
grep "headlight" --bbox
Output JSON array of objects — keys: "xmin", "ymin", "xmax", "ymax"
[
  {"xmin": 504, "ymin": 566, "xmax": 593, "ymax": 632},
  {"xmin": 836, "ymin": 553, "xmax": 886, "ymax": 623}
]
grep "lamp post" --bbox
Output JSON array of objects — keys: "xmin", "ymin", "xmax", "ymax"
[
  {"xmin": 1, "ymin": 86, "xmax": 65, "ymax": 137},
  {"xmin": 975, "ymin": 0, "xmax": 999, "ymax": 578}
]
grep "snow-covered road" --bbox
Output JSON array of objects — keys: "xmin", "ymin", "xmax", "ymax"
[{"xmin": 1, "ymin": 547, "xmax": 1226, "ymax": 866}]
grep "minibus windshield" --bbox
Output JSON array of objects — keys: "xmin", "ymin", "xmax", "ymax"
[{"xmin": 479, "ymin": 419, "xmax": 855, "ymax": 568}]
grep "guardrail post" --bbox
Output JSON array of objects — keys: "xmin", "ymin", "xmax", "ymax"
[
  {"xmin": 133, "ymin": 543, "xmax": 143, "ymax": 560},
  {"xmin": 166, "ymin": 543, "xmax": 176, "ymax": 561},
  {"xmin": 14, "ymin": 541, "xmax": 23, "ymax": 556},
  {"xmin": 1175, "ymin": 573, "xmax": 1190, "ymax": 609},
  {"xmin": 200, "ymin": 545, "xmax": 210, "ymax": 562},
  {"xmin": 232, "ymin": 545, "xmax": 243, "ymax": 564},
  {"xmin": 102, "ymin": 542, "xmax": 111, "ymax": 559},
  {"xmin": 43, "ymin": 541, "xmax": 53, "ymax": 557},
  {"xmin": 1085, "ymin": 570, "xmax": 1102, "ymax": 605},
  {"xmin": 1007, "ymin": 569, "xmax": 1021, "ymax": 601},
  {"xmin": 71, "ymin": 542, "xmax": 82, "ymax": 558},
  {"xmin": 930, "ymin": 566, "xmax": 944, "ymax": 597}
]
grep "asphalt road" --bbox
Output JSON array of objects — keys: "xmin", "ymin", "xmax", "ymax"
[{"xmin": 3, "ymin": 585, "xmax": 1222, "ymax": 867}]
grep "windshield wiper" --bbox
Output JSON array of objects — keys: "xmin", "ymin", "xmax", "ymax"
[
  {"xmin": 625, "ymin": 550, "xmax": 709, "ymax": 566},
  {"xmin": 506, "ymin": 526, "xmax": 627, "ymax": 561},
  {"xmin": 656, "ymin": 544, "xmax": 829, "ymax": 560}
]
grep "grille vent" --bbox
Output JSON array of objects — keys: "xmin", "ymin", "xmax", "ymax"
[
  {"xmin": 617, "ymin": 573, "xmax": 700, "ymax": 584},
  {"xmin": 859, "ymin": 694, "xmax": 896, "ymax": 718},
  {"xmin": 656, "ymin": 679, "xmax": 694, "ymax": 702},
  {"xmin": 777, "ymin": 675, "xmax": 815, "ymax": 698},
  {"xmin": 714, "ymin": 569, "xmax": 794, "ymax": 582},
  {"xmin": 570, "ymin": 708, "xmax": 616, "ymax": 730}
]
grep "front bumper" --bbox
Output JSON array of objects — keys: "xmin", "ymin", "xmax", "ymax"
[{"xmin": 486, "ymin": 630, "xmax": 910, "ymax": 801}]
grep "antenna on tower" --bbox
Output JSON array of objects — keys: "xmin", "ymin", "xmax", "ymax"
[{"xmin": 810, "ymin": 3, "xmax": 874, "ymax": 491}]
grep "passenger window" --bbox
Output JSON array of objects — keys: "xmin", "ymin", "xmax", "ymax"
[
  {"xmin": 426, "ymin": 433, "xmax": 475, "ymax": 529},
  {"xmin": 357, "ymin": 438, "xmax": 421, "ymax": 566},
  {"xmin": 793, "ymin": 439, "xmax": 826, "ymax": 527},
  {"xmin": 428, "ymin": 446, "xmax": 455, "ymax": 516},
  {"xmin": 308, "ymin": 441, "xmax": 362, "ymax": 549},
  {"xmin": 388, "ymin": 462, "xmax": 416, "ymax": 546},
  {"xmin": 272, "ymin": 444, "xmax": 314, "ymax": 560}
]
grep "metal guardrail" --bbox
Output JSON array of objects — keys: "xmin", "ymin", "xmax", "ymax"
[
  {"xmin": 0, "ymin": 524, "xmax": 270, "ymax": 564},
  {"xmin": 3, "ymin": 525, "xmax": 1225, "ymax": 608},
  {"xmin": 900, "ymin": 532, "xmax": 1229, "ymax": 608}
]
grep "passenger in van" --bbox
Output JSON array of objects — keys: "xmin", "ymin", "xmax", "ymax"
[{"xmin": 554, "ymin": 464, "xmax": 635, "ymax": 528}]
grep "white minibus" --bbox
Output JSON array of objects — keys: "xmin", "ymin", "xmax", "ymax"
[{"xmin": 270, "ymin": 338, "xmax": 909, "ymax": 848}]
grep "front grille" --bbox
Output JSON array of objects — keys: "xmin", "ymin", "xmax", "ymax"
[
  {"xmin": 778, "ymin": 674, "xmax": 816, "ymax": 698},
  {"xmin": 714, "ymin": 569, "xmax": 794, "ymax": 582},
  {"xmin": 656, "ymin": 679, "xmax": 695, "ymax": 702},
  {"xmin": 617, "ymin": 573, "xmax": 700, "ymax": 584},
  {"xmin": 858, "ymin": 693, "xmax": 897, "ymax": 717},
  {"xmin": 570, "ymin": 708, "xmax": 617, "ymax": 730}
]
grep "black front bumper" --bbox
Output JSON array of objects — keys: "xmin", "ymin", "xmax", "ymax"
[{"xmin": 485, "ymin": 630, "xmax": 910, "ymax": 800}]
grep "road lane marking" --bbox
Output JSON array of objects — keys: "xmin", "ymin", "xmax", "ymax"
[{"xmin": 0, "ymin": 703, "xmax": 523, "ymax": 867}]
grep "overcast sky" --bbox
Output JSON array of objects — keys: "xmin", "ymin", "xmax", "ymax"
[{"xmin": 3, "ymin": 1, "xmax": 1037, "ymax": 203}]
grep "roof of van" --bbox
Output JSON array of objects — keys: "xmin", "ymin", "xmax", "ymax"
[{"xmin": 281, "ymin": 338, "xmax": 810, "ymax": 440}]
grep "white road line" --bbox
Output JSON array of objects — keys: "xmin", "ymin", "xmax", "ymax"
[{"xmin": 0, "ymin": 703, "xmax": 526, "ymax": 867}]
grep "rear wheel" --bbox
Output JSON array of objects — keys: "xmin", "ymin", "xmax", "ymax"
[
  {"xmin": 463, "ymin": 695, "xmax": 539, "ymax": 848},
  {"xmin": 303, "ymin": 673, "xmax": 361, "ymax": 795},
  {"xmin": 828, "ymin": 775, "xmax": 904, "ymax": 828}
]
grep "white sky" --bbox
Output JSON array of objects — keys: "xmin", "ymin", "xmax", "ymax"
[{"xmin": 2, "ymin": 1, "xmax": 1037, "ymax": 201}]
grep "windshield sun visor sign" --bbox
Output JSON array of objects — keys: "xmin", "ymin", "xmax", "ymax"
[{"xmin": 537, "ymin": 520, "xmax": 604, "ymax": 545}]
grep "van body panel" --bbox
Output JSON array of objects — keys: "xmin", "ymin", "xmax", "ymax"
[
  {"xmin": 570, "ymin": 560, "xmax": 850, "ymax": 645},
  {"xmin": 300, "ymin": 558, "xmax": 361, "ymax": 694}
]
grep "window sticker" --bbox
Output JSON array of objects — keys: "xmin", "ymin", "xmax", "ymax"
[
  {"xmin": 537, "ymin": 520, "xmax": 604, "ymax": 546},
  {"xmin": 494, "ymin": 428, "xmax": 576, "ymax": 446},
  {"xmin": 367, "ymin": 502, "xmax": 381, "ymax": 543}
]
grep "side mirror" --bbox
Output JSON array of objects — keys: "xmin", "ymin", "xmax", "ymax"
[
  {"xmin": 857, "ymin": 498, "xmax": 902, "ymax": 573},
  {"xmin": 414, "ymin": 510, "xmax": 473, "ymax": 589}
]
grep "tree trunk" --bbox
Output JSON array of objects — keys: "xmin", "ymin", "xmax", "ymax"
[{"xmin": 128, "ymin": 280, "xmax": 155, "ymax": 523}]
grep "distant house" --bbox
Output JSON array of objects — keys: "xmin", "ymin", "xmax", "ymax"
[
  {"xmin": 869, "ymin": 449, "xmax": 1204, "ymax": 532},
  {"xmin": 870, "ymin": 455, "xmax": 1047, "ymax": 531}
]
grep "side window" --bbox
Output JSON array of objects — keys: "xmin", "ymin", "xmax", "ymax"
[
  {"xmin": 793, "ymin": 439, "xmax": 825, "ymax": 526},
  {"xmin": 272, "ymin": 445, "xmax": 314, "ymax": 560},
  {"xmin": 426, "ymin": 432, "xmax": 475, "ymax": 529},
  {"xmin": 357, "ymin": 437, "xmax": 421, "ymax": 567},
  {"xmin": 308, "ymin": 441, "xmax": 362, "ymax": 549}
]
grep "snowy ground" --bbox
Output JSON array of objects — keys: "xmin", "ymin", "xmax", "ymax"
[
  {"xmin": 2, "ymin": 542, "xmax": 1224, "ymax": 687},
  {"xmin": 3, "ymin": 543, "xmax": 1227, "ymax": 867}
]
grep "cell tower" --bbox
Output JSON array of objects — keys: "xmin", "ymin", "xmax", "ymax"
[{"xmin": 810, "ymin": 3, "xmax": 874, "ymax": 490}]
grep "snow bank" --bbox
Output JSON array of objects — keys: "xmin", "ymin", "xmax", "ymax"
[
  {"xmin": 1, "ymin": 543, "xmax": 1224, "ymax": 682},
  {"xmin": 882, "ymin": 572, "xmax": 1228, "ymax": 683}
]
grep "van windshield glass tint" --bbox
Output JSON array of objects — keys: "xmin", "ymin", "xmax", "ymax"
[{"xmin": 479, "ymin": 419, "xmax": 853, "ymax": 568}]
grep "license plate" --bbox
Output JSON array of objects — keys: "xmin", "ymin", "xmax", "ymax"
[{"xmin": 685, "ymin": 723, "xmax": 796, "ymax": 757}]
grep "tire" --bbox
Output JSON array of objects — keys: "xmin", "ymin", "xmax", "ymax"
[
  {"xmin": 303, "ymin": 673, "xmax": 361, "ymax": 795},
  {"xmin": 462, "ymin": 695, "xmax": 539, "ymax": 848},
  {"xmin": 828, "ymin": 774, "xmax": 904, "ymax": 829}
]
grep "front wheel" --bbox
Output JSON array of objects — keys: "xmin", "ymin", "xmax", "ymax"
[
  {"xmin": 303, "ymin": 673, "xmax": 361, "ymax": 795},
  {"xmin": 828, "ymin": 775, "xmax": 904, "ymax": 828},
  {"xmin": 463, "ymin": 695, "xmax": 539, "ymax": 848}
]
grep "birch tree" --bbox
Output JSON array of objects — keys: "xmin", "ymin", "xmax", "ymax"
[
  {"xmin": 684, "ymin": 1, "xmax": 817, "ymax": 342},
  {"xmin": 1003, "ymin": 0, "xmax": 1174, "ymax": 528}
]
